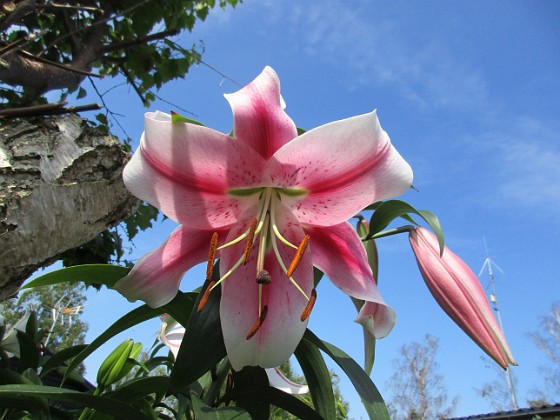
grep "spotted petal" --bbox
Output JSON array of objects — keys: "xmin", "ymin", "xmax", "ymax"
[
  {"xmin": 267, "ymin": 111, "xmax": 413, "ymax": 227},
  {"xmin": 114, "ymin": 226, "xmax": 223, "ymax": 307},
  {"xmin": 306, "ymin": 222, "xmax": 396, "ymax": 338},
  {"xmin": 124, "ymin": 112, "xmax": 267, "ymax": 229},
  {"xmin": 225, "ymin": 66, "xmax": 298, "ymax": 160}
]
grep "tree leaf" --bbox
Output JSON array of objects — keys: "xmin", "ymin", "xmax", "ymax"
[
  {"xmin": 367, "ymin": 200, "xmax": 445, "ymax": 255},
  {"xmin": 303, "ymin": 329, "xmax": 390, "ymax": 419},
  {"xmin": 23, "ymin": 264, "xmax": 130, "ymax": 290},
  {"xmin": 0, "ymin": 384, "xmax": 152, "ymax": 419},
  {"xmin": 294, "ymin": 337, "xmax": 337, "ymax": 420}
]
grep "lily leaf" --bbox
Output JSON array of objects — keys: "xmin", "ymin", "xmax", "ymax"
[
  {"xmin": 23, "ymin": 264, "xmax": 130, "ymax": 290},
  {"xmin": 191, "ymin": 392, "xmax": 251, "ymax": 419},
  {"xmin": 303, "ymin": 329, "xmax": 390, "ymax": 420},
  {"xmin": 170, "ymin": 268, "xmax": 226, "ymax": 392},
  {"xmin": 294, "ymin": 337, "xmax": 336, "ymax": 420},
  {"xmin": 0, "ymin": 384, "xmax": 152, "ymax": 419},
  {"xmin": 367, "ymin": 199, "xmax": 444, "ymax": 255}
]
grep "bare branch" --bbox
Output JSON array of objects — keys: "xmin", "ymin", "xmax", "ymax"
[
  {"xmin": 101, "ymin": 29, "xmax": 179, "ymax": 53},
  {"xmin": 0, "ymin": 101, "xmax": 101, "ymax": 119}
]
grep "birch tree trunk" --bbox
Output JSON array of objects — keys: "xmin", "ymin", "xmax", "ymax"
[{"xmin": 0, "ymin": 115, "xmax": 138, "ymax": 300}]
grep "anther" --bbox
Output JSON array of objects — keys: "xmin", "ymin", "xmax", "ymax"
[
  {"xmin": 206, "ymin": 232, "xmax": 219, "ymax": 281},
  {"xmin": 286, "ymin": 235, "xmax": 310, "ymax": 278},
  {"xmin": 243, "ymin": 217, "xmax": 258, "ymax": 264},
  {"xmin": 256, "ymin": 270, "xmax": 271, "ymax": 284},
  {"xmin": 300, "ymin": 289, "xmax": 317, "ymax": 322},
  {"xmin": 197, "ymin": 281, "xmax": 215, "ymax": 312},
  {"xmin": 246, "ymin": 305, "xmax": 268, "ymax": 340}
]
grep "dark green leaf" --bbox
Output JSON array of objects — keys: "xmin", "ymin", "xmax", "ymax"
[
  {"xmin": 40, "ymin": 344, "xmax": 88, "ymax": 378},
  {"xmin": 0, "ymin": 384, "xmax": 152, "ymax": 419},
  {"xmin": 295, "ymin": 338, "xmax": 336, "ymax": 420},
  {"xmin": 304, "ymin": 329, "xmax": 390, "ymax": 419},
  {"xmin": 16, "ymin": 330, "xmax": 39, "ymax": 372},
  {"xmin": 367, "ymin": 200, "xmax": 445, "ymax": 255},
  {"xmin": 231, "ymin": 366, "xmax": 270, "ymax": 418},
  {"xmin": 77, "ymin": 87, "xmax": 87, "ymax": 99},
  {"xmin": 191, "ymin": 392, "xmax": 251, "ymax": 419},
  {"xmin": 106, "ymin": 376, "xmax": 169, "ymax": 403},
  {"xmin": 23, "ymin": 264, "xmax": 130, "ymax": 290},
  {"xmin": 170, "ymin": 272, "xmax": 226, "ymax": 391}
]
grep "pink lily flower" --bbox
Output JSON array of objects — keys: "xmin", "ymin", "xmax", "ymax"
[
  {"xmin": 115, "ymin": 66, "xmax": 413, "ymax": 370},
  {"xmin": 158, "ymin": 319, "xmax": 309, "ymax": 395},
  {"xmin": 409, "ymin": 227, "xmax": 517, "ymax": 368}
]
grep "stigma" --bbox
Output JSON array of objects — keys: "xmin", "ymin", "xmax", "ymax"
[{"xmin": 197, "ymin": 187, "xmax": 317, "ymax": 339}]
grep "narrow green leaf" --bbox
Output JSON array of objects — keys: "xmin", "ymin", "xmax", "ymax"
[
  {"xmin": 170, "ymin": 272, "xmax": 226, "ymax": 391},
  {"xmin": 294, "ymin": 338, "xmax": 336, "ymax": 420},
  {"xmin": 106, "ymin": 376, "xmax": 169, "ymax": 403},
  {"xmin": 0, "ymin": 384, "xmax": 152, "ymax": 419},
  {"xmin": 191, "ymin": 392, "xmax": 251, "ymax": 419},
  {"xmin": 368, "ymin": 200, "xmax": 445, "ymax": 255},
  {"xmin": 40, "ymin": 344, "xmax": 88, "ymax": 378},
  {"xmin": 304, "ymin": 329, "xmax": 390, "ymax": 419},
  {"xmin": 170, "ymin": 110, "xmax": 204, "ymax": 126},
  {"xmin": 231, "ymin": 366, "xmax": 270, "ymax": 418},
  {"xmin": 23, "ymin": 264, "xmax": 130, "ymax": 290}
]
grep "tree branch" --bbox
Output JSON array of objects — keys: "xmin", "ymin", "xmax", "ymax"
[
  {"xmin": 0, "ymin": 101, "xmax": 101, "ymax": 119},
  {"xmin": 101, "ymin": 29, "xmax": 179, "ymax": 53}
]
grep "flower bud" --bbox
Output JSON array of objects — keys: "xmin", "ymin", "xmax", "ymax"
[{"xmin": 409, "ymin": 227, "xmax": 516, "ymax": 368}]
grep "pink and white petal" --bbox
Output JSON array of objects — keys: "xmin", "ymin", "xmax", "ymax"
[
  {"xmin": 114, "ymin": 226, "xmax": 224, "ymax": 307},
  {"xmin": 224, "ymin": 67, "xmax": 298, "ymax": 160},
  {"xmin": 124, "ymin": 112, "xmax": 267, "ymax": 229},
  {"xmin": 306, "ymin": 222, "xmax": 396, "ymax": 338},
  {"xmin": 266, "ymin": 368, "xmax": 309, "ymax": 395},
  {"xmin": 267, "ymin": 111, "xmax": 413, "ymax": 226},
  {"xmin": 220, "ymin": 204, "xmax": 313, "ymax": 370}
]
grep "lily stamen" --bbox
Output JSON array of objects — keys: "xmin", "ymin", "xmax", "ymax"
[
  {"xmin": 246, "ymin": 305, "xmax": 268, "ymax": 340},
  {"xmin": 243, "ymin": 217, "xmax": 258, "ymax": 264},
  {"xmin": 286, "ymin": 235, "xmax": 310, "ymax": 278},
  {"xmin": 197, "ymin": 280, "xmax": 216, "ymax": 312},
  {"xmin": 300, "ymin": 289, "xmax": 317, "ymax": 321},
  {"xmin": 206, "ymin": 232, "xmax": 219, "ymax": 281}
]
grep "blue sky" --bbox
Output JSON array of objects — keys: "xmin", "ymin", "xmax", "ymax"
[{"xmin": 67, "ymin": 1, "xmax": 560, "ymax": 418}]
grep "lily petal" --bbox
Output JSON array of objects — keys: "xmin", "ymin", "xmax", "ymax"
[
  {"xmin": 123, "ymin": 112, "xmax": 267, "ymax": 229},
  {"xmin": 409, "ymin": 227, "xmax": 516, "ymax": 368},
  {"xmin": 268, "ymin": 111, "xmax": 413, "ymax": 226},
  {"xmin": 306, "ymin": 222, "xmax": 396, "ymax": 338},
  {"xmin": 220, "ymin": 204, "xmax": 313, "ymax": 370},
  {"xmin": 114, "ymin": 226, "xmax": 222, "ymax": 307},
  {"xmin": 266, "ymin": 367, "xmax": 309, "ymax": 395},
  {"xmin": 225, "ymin": 66, "xmax": 298, "ymax": 160}
]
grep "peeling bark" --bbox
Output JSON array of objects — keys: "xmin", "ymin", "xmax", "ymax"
[{"xmin": 0, "ymin": 115, "xmax": 138, "ymax": 300}]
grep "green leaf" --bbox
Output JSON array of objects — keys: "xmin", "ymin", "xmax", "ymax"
[
  {"xmin": 23, "ymin": 264, "xmax": 130, "ymax": 290},
  {"xmin": 231, "ymin": 366, "xmax": 270, "ymax": 418},
  {"xmin": 106, "ymin": 376, "xmax": 169, "ymax": 404},
  {"xmin": 191, "ymin": 392, "xmax": 251, "ymax": 419},
  {"xmin": 367, "ymin": 199, "xmax": 445, "ymax": 255},
  {"xmin": 77, "ymin": 87, "xmax": 87, "ymax": 99},
  {"xmin": 294, "ymin": 338, "xmax": 337, "ymax": 420},
  {"xmin": 40, "ymin": 344, "xmax": 88, "ymax": 378},
  {"xmin": 64, "ymin": 304, "xmax": 164, "ymax": 382},
  {"xmin": 170, "ymin": 273, "xmax": 226, "ymax": 391},
  {"xmin": 303, "ymin": 329, "xmax": 390, "ymax": 419},
  {"xmin": 170, "ymin": 110, "xmax": 204, "ymax": 126},
  {"xmin": 0, "ymin": 384, "xmax": 152, "ymax": 419}
]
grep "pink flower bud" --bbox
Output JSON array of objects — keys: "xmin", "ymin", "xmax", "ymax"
[{"xmin": 409, "ymin": 227, "xmax": 517, "ymax": 368}]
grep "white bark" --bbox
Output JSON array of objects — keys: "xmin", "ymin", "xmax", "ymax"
[{"xmin": 0, "ymin": 115, "xmax": 138, "ymax": 300}]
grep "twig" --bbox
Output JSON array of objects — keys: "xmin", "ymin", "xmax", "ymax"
[
  {"xmin": 0, "ymin": 101, "xmax": 101, "ymax": 119},
  {"xmin": 118, "ymin": 64, "xmax": 147, "ymax": 106},
  {"xmin": 47, "ymin": 3, "xmax": 104, "ymax": 13},
  {"xmin": 199, "ymin": 59, "xmax": 242, "ymax": 87},
  {"xmin": 88, "ymin": 76, "xmax": 130, "ymax": 139},
  {"xmin": 101, "ymin": 29, "xmax": 179, "ymax": 53},
  {"xmin": 0, "ymin": 32, "xmax": 41, "ymax": 57}
]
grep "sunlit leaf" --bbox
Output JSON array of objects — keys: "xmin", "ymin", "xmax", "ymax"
[{"xmin": 23, "ymin": 264, "xmax": 130, "ymax": 290}]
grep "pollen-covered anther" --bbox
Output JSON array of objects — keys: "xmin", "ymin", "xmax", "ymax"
[
  {"xmin": 300, "ymin": 288, "xmax": 317, "ymax": 322},
  {"xmin": 246, "ymin": 305, "xmax": 268, "ymax": 340},
  {"xmin": 256, "ymin": 270, "xmax": 271, "ymax": 284},
  {"xmin": 286, "ymin": 235, "xmax": 310, "ymax": 278},
  {"xmin": 206, "ymin": 232, "xmax": 219, "ymax": 281},
  {"xmin": 243, "ymin": 217, "xmax": 258, "ymax": 265},
  {"xmin": 197, "ymin": 280, "xmax": 216, "ymax": 312}
]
